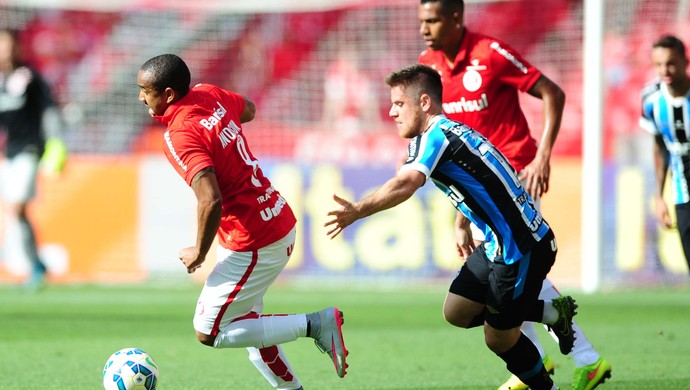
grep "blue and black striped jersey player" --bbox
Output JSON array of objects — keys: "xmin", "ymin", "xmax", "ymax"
[
  {"xmin": 640, "ymin": 34, "xmax": 690, "ymax": 275},
  {"xmin": 325, "ymin": 64, "xmax": 577, "ymax": 390}
]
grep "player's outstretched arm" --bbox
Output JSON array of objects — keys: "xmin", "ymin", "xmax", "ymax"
[{"xmin": 325, "ymin": 169, "xmax": 425, "ymax": 238}]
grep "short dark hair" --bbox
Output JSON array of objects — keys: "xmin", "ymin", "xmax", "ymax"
[
  {"xmin": 653, "ymin": 34, "xmax": 687, "ymax": 59},
  {"xmin": 139, "ymin": 54, "xmax": 191, "ymax": 96},
  {"xmin": 385, "ymin": 64, "xmax": 443, "ymax": 104},
  {"xmin": 420, "ymin": 0, "xmax": 464, "ymax": 15}
]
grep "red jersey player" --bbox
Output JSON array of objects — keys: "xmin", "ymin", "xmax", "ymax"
[
  {"xmin": 417, "ymin": 1, "xmax": 611, "ymax": 390},
  {"xmin": 137, "ymin": 54, "xmax": 347, "ymax": 389}
]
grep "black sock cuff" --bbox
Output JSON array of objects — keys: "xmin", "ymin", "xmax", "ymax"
[{"xmin": 498, "ymin": 333, "xmax": 552, "ymax": 388}]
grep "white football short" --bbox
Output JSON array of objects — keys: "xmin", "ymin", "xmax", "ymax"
[
  {"xmin": 193, "ymin": 227, "xmax": 296, "ymax": 336},
  {"xmin": 0, "ymin": 151, "xmax": 39, "ymax": 203}
]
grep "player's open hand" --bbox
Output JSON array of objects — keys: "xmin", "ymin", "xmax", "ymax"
[
  {"xmin": 455, "ymin": 226, "xmax": 476, "ymax": 260},
  {"xmin": 325, "ymin": 194, "xmax": 359, "ymax": 239},
  {"xmin": 655, "ymin": 196, "xmax": 675, "ymax": 229},
  {"xmin": 179, "ymin": 246, "xmax": 205, "ymax": 274},
  {"xmin": 519, "ymin": 156, "xmax": 550, "ymax": 200}
]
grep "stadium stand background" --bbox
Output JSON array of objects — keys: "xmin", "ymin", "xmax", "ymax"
[{"xmin": 0, "ymin": 0, "xmax": 688, "ymax": 288}]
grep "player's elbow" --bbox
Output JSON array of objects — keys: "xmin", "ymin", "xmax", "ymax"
[
  {"xmin": 544, "ymin": 78, "xmax": 566, "ymax": 110},
  {"xmin": 533, "ymin": 76, "xmax": 566, "ymax": 110},
  {"xmin": 552, "ymin": 84, "xmax": 566, "ymax": 109}
]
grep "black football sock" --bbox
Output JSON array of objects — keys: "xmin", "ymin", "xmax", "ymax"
[{"xmin": 497, "ymin": 333, "xmax": 553, "ymax": 390}]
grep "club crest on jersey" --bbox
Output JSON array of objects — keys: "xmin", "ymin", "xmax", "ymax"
[
  {"xmin": 675, "ymin": 120, "xmax": 684, "ymax": 131},
  {"xmin": 199, "ymin": 101, "xmax": 227, "ymax": 130},
  {"xmin": 462, "ymin": 59, "xmax": 486, "ymax": 92}
]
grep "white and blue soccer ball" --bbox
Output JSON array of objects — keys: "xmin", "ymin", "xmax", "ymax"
[{"xmin": 103, "ymin": 348, "xmax": 159, "ymax": 390}]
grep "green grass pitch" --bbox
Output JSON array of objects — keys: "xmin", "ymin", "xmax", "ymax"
[{"xmin": 1, "ymin": 282, "xmax": 688, "ymax": 389}]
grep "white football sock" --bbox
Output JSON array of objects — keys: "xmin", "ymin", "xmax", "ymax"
[
  {"xmin": 539, "ymin": 279, "xmax": 600, "ymax": 367},
  {"xmin": 213, "ymin": 314, "xmax": 308, "ymax": 349},
  {"xmin": 520, "ymin": 321, "xmax": 546, "ymax": 357},
  {"xmin": 248, "ymin": 346, "xmax": 303, "ymax": 390},
  {"xmin": 541, "ymin": 300, "xmax": 559, "ymax": 325},
  {"xmin": 569, "ymin": 320, "xmax": 600, "ymax": 367}
]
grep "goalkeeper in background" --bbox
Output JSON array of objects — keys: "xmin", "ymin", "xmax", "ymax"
[{"xmin": 0, "ymin": 28, "xmax": 67, "ymax": 289}]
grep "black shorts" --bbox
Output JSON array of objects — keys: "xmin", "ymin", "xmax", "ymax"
[
  {"xmin": 449, "ymin": 231, "xmax": 557, "ymax": 330},
  {"xmin": 675, "ymin": 202, "xmax": 690, "ymax": 271}
]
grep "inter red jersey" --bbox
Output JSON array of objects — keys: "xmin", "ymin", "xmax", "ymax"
[
  {"xmin": 419, "ymin": 29, "xmax": 542, "ymax": 172},
  {"xmin": 154, "ymin": 83, "xmax": 296, "ymax": 251}
]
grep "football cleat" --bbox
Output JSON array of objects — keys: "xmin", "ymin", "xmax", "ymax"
[
  {"xmin": 312, "ymin": 307, "xmax": 349, "ymax": 378},
  {"xmin": 572, "ymin": 357, "xmax": 612, "ymax": 390},
  {"xmin": 23, "ymin": 261, "xmax": 47, "ymax": 291},
  {"xmin": 549, "ymin": 296, "xmax": 578, "ymax": 355},
  {"xmin": 497, "ymin": 354, "xmax": 555, "ymax": 390}
]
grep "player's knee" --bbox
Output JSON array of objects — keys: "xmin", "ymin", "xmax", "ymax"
[
  {"xmin": 443, "ymin": 307, "xmax": 470, "ymax": 328},
  {"xmin": 443, "ymin": 293, "xmax": 484, "ymax": 328},
  {"xmin": 484, "ymin": 327, "xmax": 520, "ymax": 354},
  {"xmin": 484, "ymin": 334, "xmax": 504, "ymax": 353},
  {"xmin": 196, "ymin": 331, "xmax": 216, "ymax": 347}
]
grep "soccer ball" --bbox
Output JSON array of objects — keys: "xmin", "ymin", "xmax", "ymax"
[{"xmin": 103, "ymin": 348, "xmax": 159, "ymax": 390}]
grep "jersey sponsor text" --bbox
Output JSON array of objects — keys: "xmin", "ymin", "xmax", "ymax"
[
  {"xmin": 199, "ymin": 101, "xmax": 227, "ymax": 130},
  {"xmin": 164, "ymin": 130, "xmax": 187, "ymax": 171},
  {"xmin": 489, "ymin": 42, "xmax": 528, "ymax": 74},
  {"xmin": 257, "ymin": 186, "xmax": 276, "ymax": 204},
  {"xmin": 442, "ymin": 94, "xmax": 489, "ymax": 114},
  {"xmin": 260, "ymin": 194, "xmax": 288, "ymax": 222}
]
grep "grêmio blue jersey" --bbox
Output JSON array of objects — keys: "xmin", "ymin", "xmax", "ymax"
[
  {"xmin": 399, "ymin": 115, "xmax": 551, "ymax": 264},
  {"xmin": 640, "ymin": 81, "xmax": 690, "ymax": 205}
]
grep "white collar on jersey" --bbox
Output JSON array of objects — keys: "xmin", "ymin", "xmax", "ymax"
[
  {"xmin": 660, "ymin": 81, "xmax": 689, "ymax": 106},
  {"xmin": 425, "ymin": 114, "xmax": 446, "ymax": 133}
]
